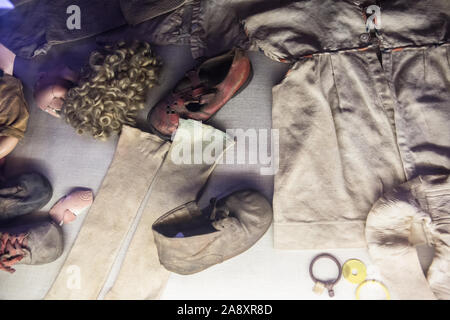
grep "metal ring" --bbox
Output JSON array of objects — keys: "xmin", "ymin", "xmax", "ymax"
[
  {"xmin": 309, "ymin": 253, "xmax": 342, "ymax": 297},
  {"xmin": 356, "ymin": 279, "xmax": 391, "ymax": 300}
]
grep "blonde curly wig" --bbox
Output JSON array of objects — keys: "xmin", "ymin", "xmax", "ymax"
[{"xmin": 62, "ymin": 41, "xmax": 161, "ymax": 140}]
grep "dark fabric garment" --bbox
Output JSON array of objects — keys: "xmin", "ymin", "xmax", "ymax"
[
  {"xmin": 116, "ymin": 0, "xmax": 247, "ymax": 59},
  {"xmin": 0, "ymin": 0, "xmax": 126, "ymax": 58},
  {"xmin": 0, "ymin": 172, "xmax": 52, "ymax": 222},
  {"xmin": 1, "ymin": 0, "xmax": 247, "ymax": 60},
  {"xmin": 0, "ymin": 0, "xmax": 47, "ymax": 58},
  {"xmin": 44, "ymin": 0, "xmax": 126, "ymax": 51},
  {"xmin": 120, "ymin": 0, "xmax": 187, "ymax": 26},
  {"xmin": 0, "ymin": 0, "xmax": 35, "ymax": 17},
  {"xmin": 96, "ymin": 9, "xmax": 193, "ymax": 52},
  {"xmin": 98, "ymin": 0, "xmax": 248, "ymax": 59},
  {"xmin": 197, "ymin": 0, "xmax": 248, "ymax": 58}
]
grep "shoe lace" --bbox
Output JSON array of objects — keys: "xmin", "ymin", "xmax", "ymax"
[
  {"xmin": 0, "ymin": 232, "xmax": 29, "ymax": 273},
  {"xmin": 175, "ymin": 86, "xmax": 216, "ymax": 107}
]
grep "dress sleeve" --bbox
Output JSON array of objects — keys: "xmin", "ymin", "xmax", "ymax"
[{"xmin": 0, "ymin": 74, "xmax": 29, "ymax": 140}]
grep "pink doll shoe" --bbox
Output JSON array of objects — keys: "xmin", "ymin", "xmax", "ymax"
[{"xmin": 49, "ymin": 189, "xmax": 94, "ymax": 226}]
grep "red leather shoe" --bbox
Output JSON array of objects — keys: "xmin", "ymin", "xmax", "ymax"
[{"xmin": 148, "ymin": 48, "xmax": 252, "ymax": 137}]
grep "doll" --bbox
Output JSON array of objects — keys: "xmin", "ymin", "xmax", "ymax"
[{"xmin": 34, "ymin": 40, "xmax": 161, "ymax": 140}]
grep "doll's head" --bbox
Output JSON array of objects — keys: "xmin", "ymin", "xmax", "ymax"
[
  {"xmin": 62, "ymin": 41, "xmax": 161, "ymax": 140},
  {"xmin": 34, "ymin": 76, "xmax": 74, "ymax": 118}
]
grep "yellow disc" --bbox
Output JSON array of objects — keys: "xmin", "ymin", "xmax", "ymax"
[{"xmin": 342, "ymin": 259, "xmax": 367, "ymax": 284}]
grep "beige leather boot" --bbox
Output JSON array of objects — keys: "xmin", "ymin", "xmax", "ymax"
[{"xmin": 153, "ymin": 190, "xmax": 273, "ymax": 275}]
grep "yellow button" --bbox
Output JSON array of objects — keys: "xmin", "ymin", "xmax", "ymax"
[{"xmin": 342, "ymin": 259, "xmax": 367, "ymax": 284}]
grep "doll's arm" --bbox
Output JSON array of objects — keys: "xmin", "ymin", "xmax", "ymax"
[
  {"xmin": 0, "ymin": 43, "xmax": 15, "ymax": 76},
  {"xmin": 0, "ymin": 135, "xmax": 19, "ymax": 160}
]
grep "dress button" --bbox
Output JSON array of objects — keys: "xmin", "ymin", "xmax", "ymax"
[{"xmin": 360, "ymin": 33, "xmax": 371, "ymax": 43}]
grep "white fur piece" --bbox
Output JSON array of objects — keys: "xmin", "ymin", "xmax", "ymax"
[{"xmin": 366, "ymin": 175, "xmax": 450, "ymax": 300}]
